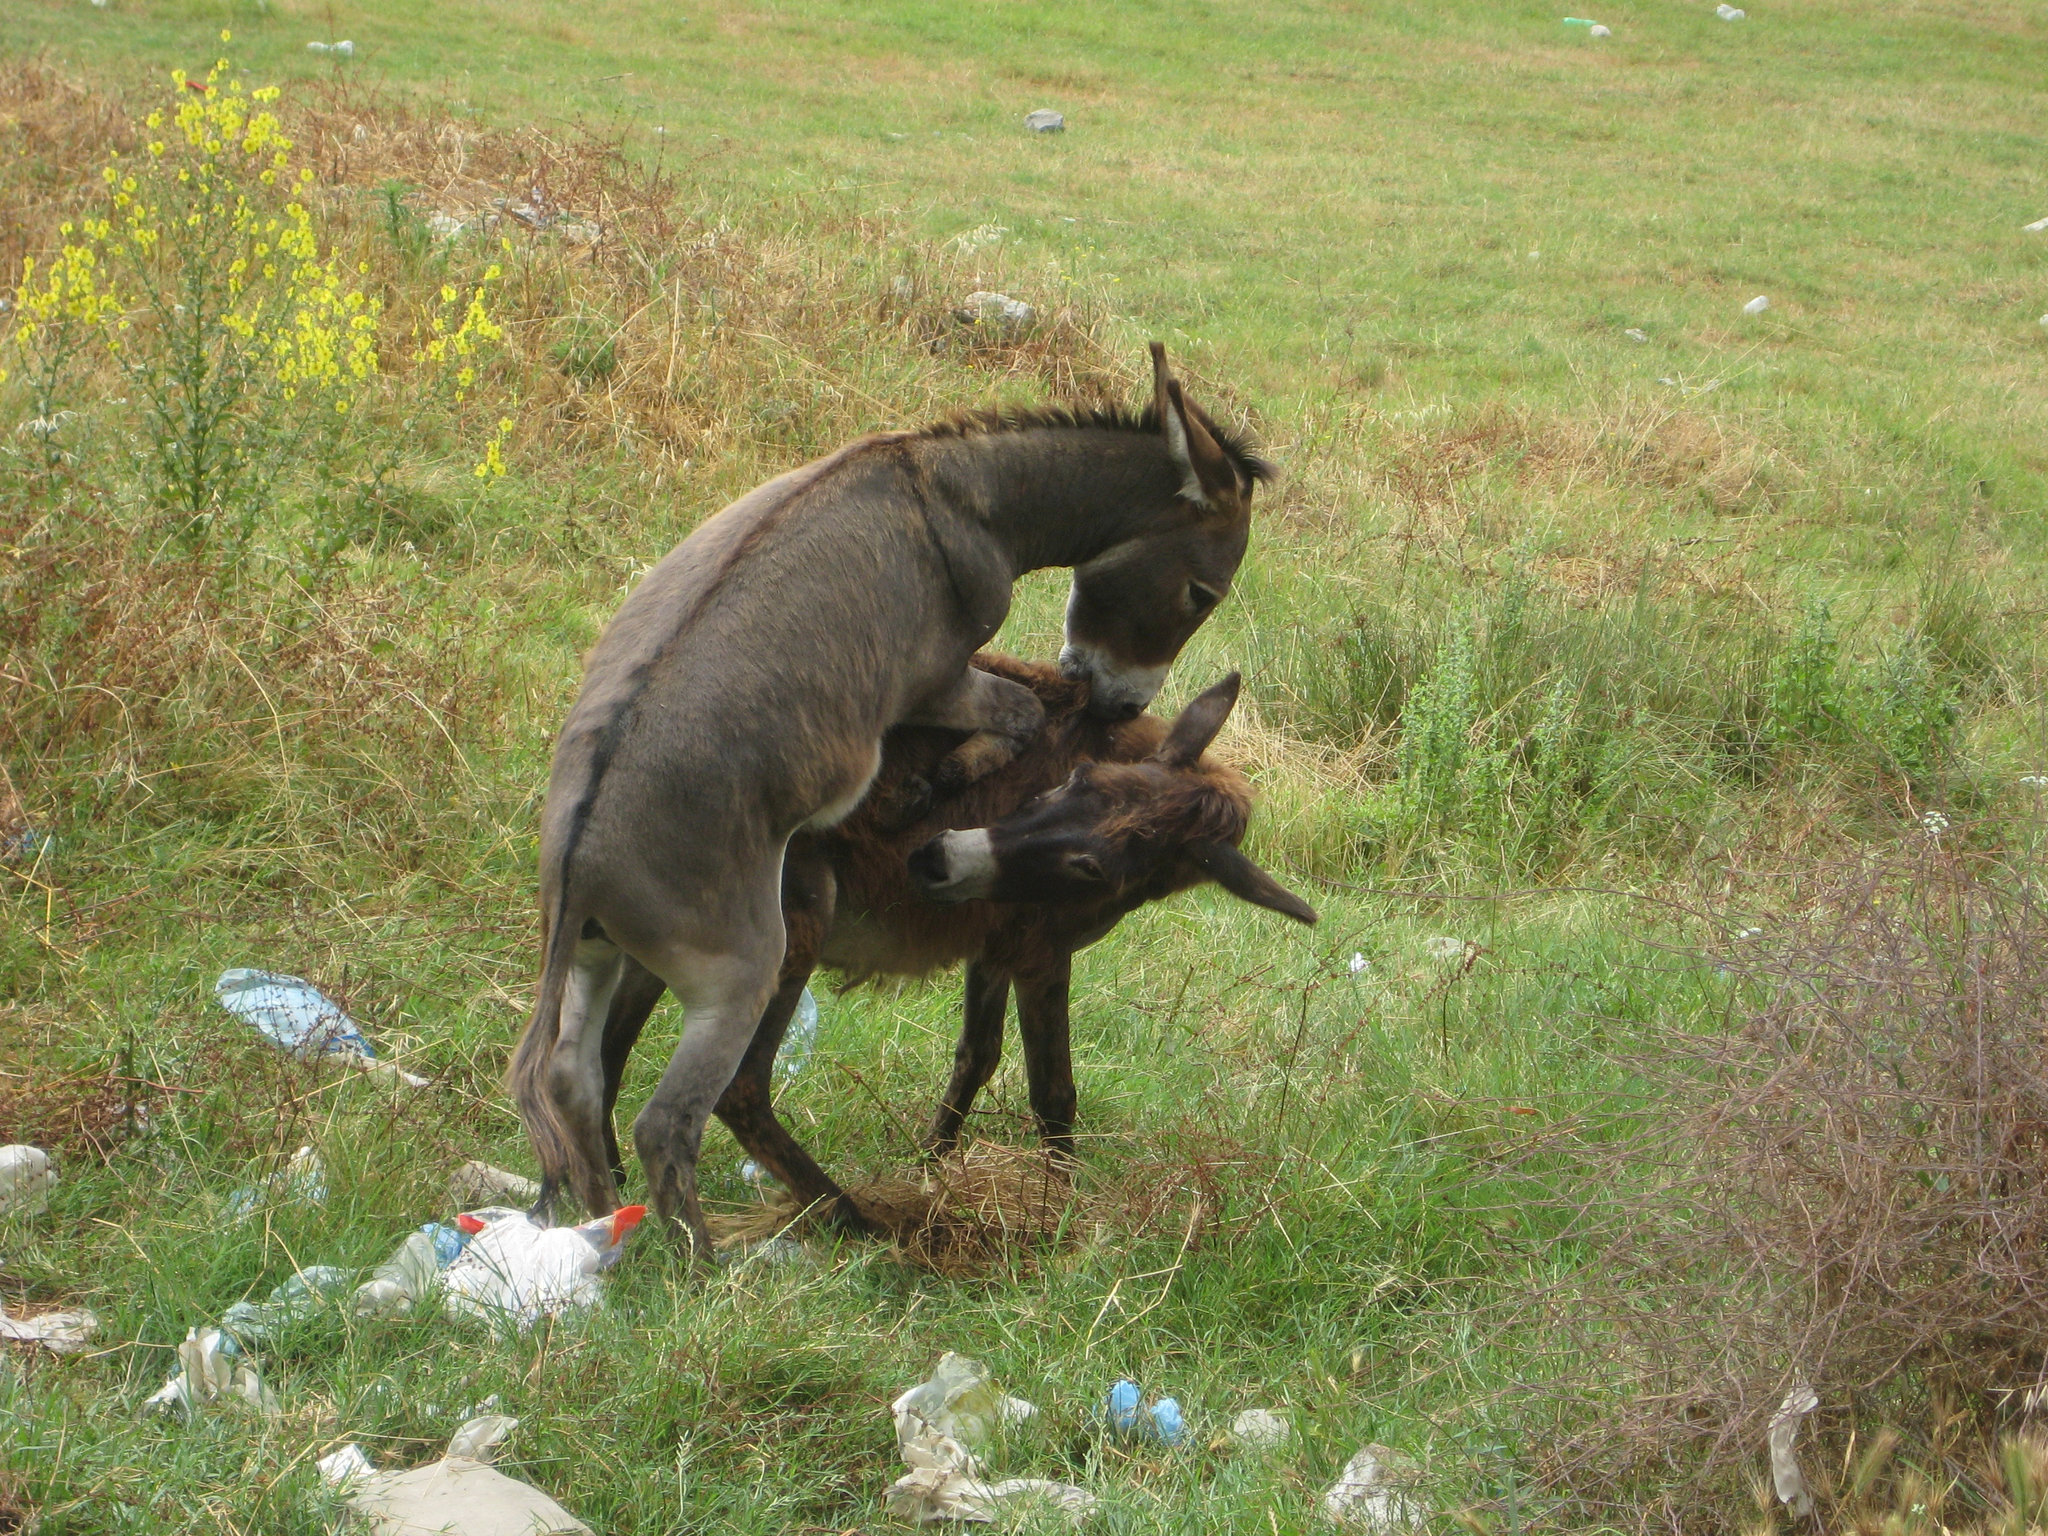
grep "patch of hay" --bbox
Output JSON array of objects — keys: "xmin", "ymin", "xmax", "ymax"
[{"xmin": 710, "ymin": 1141, "xmax": 1082, "ymax": 1274}]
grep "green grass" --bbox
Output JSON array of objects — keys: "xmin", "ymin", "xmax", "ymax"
[{"xmin": 3, "ymin": 0, "xmax": 2048, "ymax": 1530}]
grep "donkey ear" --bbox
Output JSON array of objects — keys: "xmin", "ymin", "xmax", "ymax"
[
  {"xmin": 1153, "ymin": 672, "xmax": 1241, "ymax": 768},
  {"xmin": 1189, "ymin": 840, "xmax": 1319, "ymax": 925},
  {"xmin": 1151, "ymin": 342, "xmax": 1237, "ymax": 511}
]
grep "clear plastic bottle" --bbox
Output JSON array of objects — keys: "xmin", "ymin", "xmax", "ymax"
[{"xmin": 776, "ymin": 988, "xmax": 819, "ymax": 1081}]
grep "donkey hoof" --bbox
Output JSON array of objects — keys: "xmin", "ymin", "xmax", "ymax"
[{"xmin": 828, "ymin": 1193, "xmax": 887, "ymax": 1238}]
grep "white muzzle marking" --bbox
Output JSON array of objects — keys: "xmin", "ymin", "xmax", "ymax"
[
  {"xmin": 923, "ymin": 829, "xmax": 998, "ymax": 901},
  {"xmin": 1058, "ymin": 642, "xmax": 1169, "ymax": 716}
]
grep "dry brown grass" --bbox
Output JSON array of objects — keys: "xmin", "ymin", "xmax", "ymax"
[
  {"xmin": 711, "ymin": 1134, "xmax": 1258, "ymax": 1277},
  {"xmin": 1454, "ymin": 839, "xmax": 2048, "ymax": 1532}
]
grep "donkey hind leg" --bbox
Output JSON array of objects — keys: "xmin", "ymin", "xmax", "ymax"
[
  {"xmin": 1014, "ymin": 953, "xmax": 1079, "ymax": 1165},
  {"xmin": 598, "ymin": 957, "xmax": 670, "ymax": 1187},
  {"xmin": 541, "ymin": 934, "xmax": 629, "ymax": 1220},
  {"xmin": 631, "ymin": 901, "xmax": 787, "ymax": 1265},
  {"xmin": 885, "ymin": 669, "xmax": 1046, "ymax": 827},
  {"xmin": 924, "ymin": 961, "xmax": 1011, "ymax": 1157}
]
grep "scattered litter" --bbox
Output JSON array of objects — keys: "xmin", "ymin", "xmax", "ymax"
[
  {"xmin": 0, "ymin": 1305, "xmax": 98, "ymax": 1354},
  {"xmin": 2040, "ymin": 315, "xmax": 2048, "ymax": 330},
  {"xmin": 1589, "ymin": 23, "xmax": 1612, "ymax": 36},
  {"xmin": 1322, "ymin": 1444, "xmax": 1426, "ymax": 1532},
  {"xmin": 778, "ymin": 987, "xmax": 819, "ymax": 1080},
  {"xmin": 0, "ymin": 1145, "xmax": 56, "ymax": 1215},
  {"xmin": 328, "ymin": 1416, "xmax": 593, "ymax": 1536},
  {"xmin": 426, "ymin": 210, "xmax": 470, "ymax": 242},
  {"xmin": 1229, "ymin": 1408, "xmax": 1290, "ymax": 1448},
  {"xmin": 1624, "ymin": 327, "xmax": 1649, "ymax": 343},
  {"xmin": 2025, "ymin": 216, "xmax": 2048, "ymax": 233},
  {"xmin": 317, "ymin": 1443, "xmax": 376, "ymax": 1488},
  {"xmin": 1715, "ymin": 4, "xmax": 1747, "ymax": 18},
  {"xmin": 886, "ymin": 1354, "xmax": 1091, "ymax": 1525},
  {"xmin": 220, "ymin": 1265, "xmax": 351, "ymax": 1345},
  {"xmin": 448, "ymin": 1161, "xmax": 540, "ymax": 1209},
  {"xmin": 946, "ymin": 223, "xmax": 1009, "ymax": 254},
  {"xmin": 738, "ymin": 1157, "xmax": 779, "ymax": 1188},
  {"xmin": 306, "ymin": 39, "xmax": 355, "ymax": 54},
  {"xmin": 224, "ymin": 1144, "xmax": 328, "ymax": 1219},
  {"xmin": 1024, "ymin": 109, "xmax": 1066, "ymax": 133},
  {"xmin": 1103, "ymin": 1379, "xmax": 1184, "ymax": 1445},
  {"xmin": 145, "ymin": 1326, "xmax": 279, "ymax": 1417},
  {"xmin": 1767, "ymin": 1382, "xmax": 1818, "ymax": 1519},
  {"xmin": 1421, "ymin": 936, "xmax": 1466, "ymax": 961},
  {"xmin": 1743, "ymin": 294, "xmax": 1770, "ymax": 314},
  {"xmin": 1561, "ymin": 16, "xmax": 1598, "ymax": 24},
  {"xmin": 0, "ymin": 823, "xmax": 52, "ymax": 862},
  {"xmin": 1348, "ymin": 952, "xmax": 1368, "ymax": 974},
  {"xmin": 2020, "ymin": 774, "xmax": 2048, "ymax": 787},
  {"xmin": 215, "ymin": 969, "xmax": 429, "ymax": 1086},
  {"xmin": 441, "ymin": 1205, "xmax": 646, "ymax": 1329},
  {"xmin": 954, "ymin": 292, "xmax": 1034, "ymax": 329},
  {"xmin": 730, "ymin": 1234, "xmax": 814, "ymax": 1269}
]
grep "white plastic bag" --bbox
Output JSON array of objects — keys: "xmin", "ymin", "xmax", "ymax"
[
  {"xmin": 441, "ymin": 1205, "xmax": 646, "ymax": 1330},
  {"xmin": 0, "ymin": 1305, "xmax": 97, "ymax": 1354},
  {"xmin": 144, "ymin": 1327, "xmax": 278, "ymax": 1418},
  {"xmin": 0, "ymin": 1145, "xmax": 56, "ymax": 1215},
  {"xmin": 327, "ymin": 1416, "xmax": 593, "ymax": 1536},
  {"xmin": 1322, "ymin": 1444, "xmax": 1425, "ymax": 1532}
]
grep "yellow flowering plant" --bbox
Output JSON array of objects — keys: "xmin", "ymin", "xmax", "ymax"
[{"xmin": 4, "ymin": 40, "xmax": 505, "ymax": 552}]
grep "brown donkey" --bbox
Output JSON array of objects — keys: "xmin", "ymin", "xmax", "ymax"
[
  {"xmin": 585, "ymin": 657, "xmax": 1316, "ymax": 1228},
  {"xmin": 512, "ymin": 346, "xmax": 1273, "ymax": 1259}
]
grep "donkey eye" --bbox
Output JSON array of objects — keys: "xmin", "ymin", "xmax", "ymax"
[
  {"xmin": 1066, "ymin": 853, "xmax": 1108, "ymax": 882},
  {"xmin": 1186, "ymin": 581, "xmax": 1222, "ymax": 615}
]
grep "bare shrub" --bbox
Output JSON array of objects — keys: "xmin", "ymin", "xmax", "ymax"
[{"xmin": 1468, "ymin": 839, "xmax": 2048, "ymax": 1530}]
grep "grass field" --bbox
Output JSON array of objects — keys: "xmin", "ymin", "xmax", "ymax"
[{"xmin": 3, "ymin": 0, "xmax": 2048, "ymax": 1531}]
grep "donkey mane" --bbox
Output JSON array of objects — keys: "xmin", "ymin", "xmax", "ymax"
[{"xmin": 916, "ymin": 405, "xmax": 1276, "ymax": 490}]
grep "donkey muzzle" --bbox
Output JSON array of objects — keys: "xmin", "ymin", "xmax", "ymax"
[
  {"xmin": 909, "ymin": 829, "xmax": 999, "ymax": 903},
  {"xmin": 1059, "ymin": 643, "xmax": 1164, "ymax": 720}
]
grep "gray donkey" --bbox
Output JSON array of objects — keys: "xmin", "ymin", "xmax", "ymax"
[{"xmin": 511, "ymin": 344, "xmax": 1272, "ymax": 1260}]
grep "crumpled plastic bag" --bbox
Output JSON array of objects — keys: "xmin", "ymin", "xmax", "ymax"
[
  {"xmin": 144, "ymin": 1326, "xmax": 279, "ymax": 1418},
  {"xmin": 353, "ymin": 1223, "xmax": 470, "ymax": 1318},
  {"xmin": 441, "ymin": 1205, "xmax": 645, "ymax": 1330},
  {"xmin": 320, "ymin": 1414, "xmax": 592, "ymax": 1535},
  {"xmin": 220, "ymin": 1265, "xmax": 352, "ymax": 1345},
  {"xmin": 0, "ymin": 1145, "xmax": 57, "ymax": 1216},
  {"xmin": 223, "ymin": 1144, "xmax": 328, "ymax": 1220},
  {"xmin": 447, "ymin": 1161, "xmax": 540, "ymax": 1209},
  {"xmin": 1322, "ymin": 1444, "xmax": 1425, "ymax": 1532},
  {"xmin": 0, "ymin": 1304, "xmax": 97, "ymax": 1354},
  {"xmin": 1768, "ymin": 1383, "xmax": 1819, "ymax": 1518},
  {"xmin": 884, "ymin": 1353, "xmax": 1091, "ymax": 1524}
]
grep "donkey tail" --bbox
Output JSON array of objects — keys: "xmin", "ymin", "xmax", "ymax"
[{"xmin": 507, "ymin": 902, "xmax": 582, "ymax": 1193}]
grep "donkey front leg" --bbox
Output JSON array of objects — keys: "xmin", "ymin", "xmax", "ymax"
[
  {"xmin": 888, "ymin": 668, "xmax": 1046, "ymax": 825},
  {"xmin": 924, "ymin": 961, "xmax": 1012, "ymax": 1156},
  {"xmin": 1014, "ymin": 953, "xmax": 1079, "ymax": 1164}
]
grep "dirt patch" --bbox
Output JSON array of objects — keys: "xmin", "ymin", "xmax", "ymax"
[{"xmin": 0, "ymin": 1062, "xmax": 147, "ymax": 1162}]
